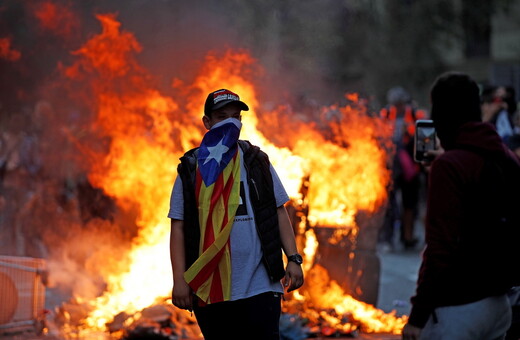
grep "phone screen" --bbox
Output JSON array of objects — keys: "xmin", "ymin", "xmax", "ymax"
[{"xmin": 414, "ymin": 120, "xmax": 436, "ymax": 162}]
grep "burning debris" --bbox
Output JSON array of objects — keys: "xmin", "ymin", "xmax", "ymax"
[
  {"xmin": 283, "ymin": 264, "xmax": 406, "ymax": 335},
  {"xmin": 52, "ymin": 300, "xmax": 202, "ymax": 340},
  {"xmin": 0, "ymin": 3, "xmax": 407, "ymax": 339}
]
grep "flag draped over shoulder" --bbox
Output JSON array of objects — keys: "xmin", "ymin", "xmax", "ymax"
[{"xmin": 184, "ymin": 118, "xmax": 242, "ymax": 304}]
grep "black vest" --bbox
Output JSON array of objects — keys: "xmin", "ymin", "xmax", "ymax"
[{"xmin": 177, "ymin": 140, "xmax": 285, "ymax": 282}]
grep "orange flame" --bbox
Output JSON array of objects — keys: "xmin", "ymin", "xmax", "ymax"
[
  {"xmin": 61, "ymin": 14, "xmax": 180, "ymax": 333},
  {"xmin": 65, "ymin": 14, "xmax": 142, "ymax": 80},
  {"xmin": 288, "ymin": 265, "xmax": 407, "ymax": 334},
  {"xmin": 60, "ymin": 13, "xmax": 402, "ymax": 337},
  {"xmin": 292, "ymin": 99, "xmax": 390, "ymax": 229}
]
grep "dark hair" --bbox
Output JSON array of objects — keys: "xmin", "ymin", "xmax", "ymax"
[
  {"xmin": 430, "ymin": 72, "xmax": 481, "ymax": 147},
  {"xmin": 431, "ymin": 72, "xmax": 482, "ymax": 125}
]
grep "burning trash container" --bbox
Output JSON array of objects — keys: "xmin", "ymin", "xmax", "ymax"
[
  {"xmin": 313, "ymin": 211, "xmax": 382, "ymax": 308},
  {"xmin": 289, "ymin": 196, "xmax": 385, "ymax": 307}
]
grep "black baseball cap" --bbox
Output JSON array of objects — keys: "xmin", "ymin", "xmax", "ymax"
[{"xmin": 204, "ymin": 89, "xmax": 249, "ymax": 116}]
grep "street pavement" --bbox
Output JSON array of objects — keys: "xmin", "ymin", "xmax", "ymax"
[{"xmin": 376, "ymin": 241, "xmax": 423, "ymax": 317}]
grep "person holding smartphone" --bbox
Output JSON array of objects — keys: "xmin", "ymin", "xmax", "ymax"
[{"xmin": 402, "ymin": 72, "xmax": 520, "ymax": 340}]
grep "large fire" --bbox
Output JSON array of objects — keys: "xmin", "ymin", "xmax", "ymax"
[{"xmin": 14, "ymin": 9, "xmax": 407, "ymax": 339}]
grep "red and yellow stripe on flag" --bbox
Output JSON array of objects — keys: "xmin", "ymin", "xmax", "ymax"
[{"xmin": 184, "ymin": 151, "xmax": 241, "ymax": 304}]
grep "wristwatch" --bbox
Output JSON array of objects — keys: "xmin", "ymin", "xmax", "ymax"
[{"xmin": 287, "ymin": 253, "xmax": 303, "ymax": 265}]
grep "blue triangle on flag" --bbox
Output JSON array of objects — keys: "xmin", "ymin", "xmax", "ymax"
[{"xmin": 197, "ymin": 121, "xmax": 240, "ymax": 185}]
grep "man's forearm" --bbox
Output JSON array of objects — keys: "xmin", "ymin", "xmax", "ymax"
[
  {"xmin": 277, "ymin": 206, "xmax": 298, "ymax": 256},
  {"xmin": 170, "ymin": 219, "xmax": 186, "ymax": 280}
]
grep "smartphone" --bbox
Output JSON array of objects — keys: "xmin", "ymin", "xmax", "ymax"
[{"xmin": 414, "ymin": 120, "xmax": 436, "ymax": 162}]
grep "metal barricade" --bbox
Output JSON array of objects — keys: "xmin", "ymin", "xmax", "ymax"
[{"xmin": 0, "ymin": 256, "xmax": 46, "ymax": 335}]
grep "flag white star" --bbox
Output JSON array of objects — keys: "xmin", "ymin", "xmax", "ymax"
[{"xmin": 204, "ymin": 138, "xmax": 229, "ymax": 165}]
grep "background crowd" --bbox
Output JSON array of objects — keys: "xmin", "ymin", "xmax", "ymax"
[{"xmin": 377, "ymin": 82, "xmax": 520, "ymax": 253}]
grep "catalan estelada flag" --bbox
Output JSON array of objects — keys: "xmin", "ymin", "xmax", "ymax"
[{"xmin": 184, "ymin": 118, "xmax": 242, "ymax": 304}]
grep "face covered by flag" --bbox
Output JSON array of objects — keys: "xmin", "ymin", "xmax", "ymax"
[{"xmin": 184, "ymin": 118, "xmax": 242, "ymax": 304}]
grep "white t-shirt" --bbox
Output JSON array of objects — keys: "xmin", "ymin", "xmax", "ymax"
[{"xmin": 168, "ymin": 148, "xmax": 289, "ymax": 300}]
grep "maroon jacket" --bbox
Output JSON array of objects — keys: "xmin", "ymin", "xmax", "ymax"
[{"xmin": 408, "ymin": 122, "xmax": 520, "ymax": 327}]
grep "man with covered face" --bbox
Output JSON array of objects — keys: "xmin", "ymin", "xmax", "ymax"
[{"xmin": 168, "ymin": 89, "xmax": 304, "ymax": 340}]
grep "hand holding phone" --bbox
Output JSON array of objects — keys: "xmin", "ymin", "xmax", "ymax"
[{"xmin": 414, "ymin": 120, "xmax": 437, "ymax": 163}]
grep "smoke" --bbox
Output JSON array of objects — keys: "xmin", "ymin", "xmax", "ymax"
[{"xmin": 0, "ymin": 0, "xmax": 360, "ymax": 303}]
